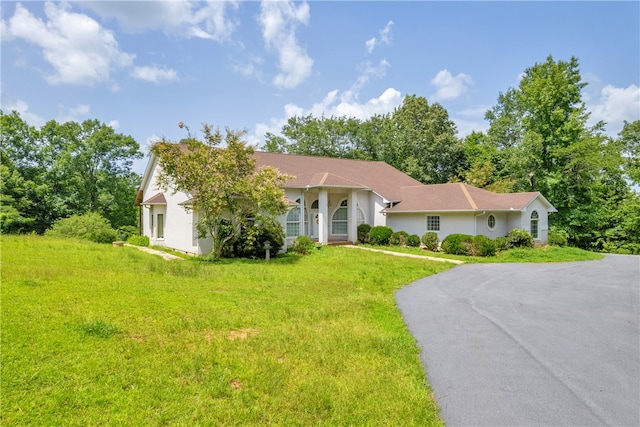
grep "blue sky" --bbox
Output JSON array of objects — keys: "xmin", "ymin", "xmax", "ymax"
[{"xmin": 2, "ymin": 1, "xmax": 639, "ymax": 174}]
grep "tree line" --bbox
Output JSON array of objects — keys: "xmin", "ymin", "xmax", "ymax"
[
  {"xmin": 1, "ymin": 112, "xmax": 142, "ymax": 234},
  {"xmin": 263, "ymin": 56, "xmax": 640, "ymax": 253}
]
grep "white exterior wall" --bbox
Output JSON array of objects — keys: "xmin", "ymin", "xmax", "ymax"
[
  {"xmin": 520, "ymin": 199, "xmax": 550, "ymax": 243},
  {"xmin": 142, "ymin": 159, "xmax": 199, "ymax": 254},
  {"xmin": 371, "ymin": 194, "xmax": 387, "ymax": 227}
]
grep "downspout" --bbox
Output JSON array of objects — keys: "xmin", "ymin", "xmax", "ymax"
[{"xmin": 474, "ymin": 211, "xmax": 486, "ymax": 235}]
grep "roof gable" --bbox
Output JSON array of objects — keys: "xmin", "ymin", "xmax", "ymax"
[{"xmin": 254, "ymin": 151, "xmax": 422, "ymax": 201}]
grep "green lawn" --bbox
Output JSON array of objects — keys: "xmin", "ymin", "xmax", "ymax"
[
  {"xmin": 360, "ymin": 244, "xmax": 604, "ymax": 263},
  {"xmin": 1, "ymin": 236, "xmax": 452, "ymax": 426}
]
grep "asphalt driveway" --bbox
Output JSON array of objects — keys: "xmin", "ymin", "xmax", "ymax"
[{"xmin": 396, "ymin": 255, "xmax": 640, "ymax": 426}]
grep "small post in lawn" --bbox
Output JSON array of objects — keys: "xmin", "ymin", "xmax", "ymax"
[{"xmin": 264, "ymin": 241, "xmax": 271, "ymax": 262}]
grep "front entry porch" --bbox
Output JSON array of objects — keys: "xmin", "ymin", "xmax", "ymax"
[{"xmin": 284, "ymin": 187, "xmax": 368, "ymax": 248}]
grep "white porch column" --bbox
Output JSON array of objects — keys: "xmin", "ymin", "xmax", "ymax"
[
  {"xmin": 348, "ymin": 189, "xmax": 358, "ymax": 243},
  {"xmin": 299, "ymin": 190, "xmax": 305, "ymax": 236},
  {"xmin": 318, "ymin": 189, "xmax": 329, "ymax": 244}
]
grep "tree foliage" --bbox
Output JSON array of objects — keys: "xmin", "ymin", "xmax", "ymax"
[
  {"xmin": 262, "ymin": 95, "xmax": 464, "ymax": 184},
  {"xmin": 151, "ymin": 125, "xmax": 290, "ymax": 260},
  {"xmin": 0, "ymin": 111, "xmax": 142, "ymax": 233}
]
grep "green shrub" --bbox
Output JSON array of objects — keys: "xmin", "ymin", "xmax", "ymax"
[
  {"xmin": 289, "ymin": 235, "xmax": 316, "ymax": 255},
  {"xmin": 421, "ymin": 232, "xmax": 439, "ymax": 251},
  {"xmin": 441, "ymin": 233, "xmax": 473, "ymax": 255},
  {"xmin": 495, "ymin": 236, "xmax": 510, "ymax": 252},
  {"xmin": 234, "ymin": 216, "xmax": 284, "ymax": 259},
  {"xmin": 506, "ymin": 228, "xmax": 534, "ymax": 248},
  {"xmin": 46, "ymin": 212, "xmax": 117, "ymax": 244},
  {"xmin": 357, "ymin": 223, "xmax": 372, "ymax": 243},
  {"xmin": 368, "ymin": 226, "xmax": 393, "ymax": 245},
  {"xmin": 127, "ymin": 234, "xmax": 150, "ymax": 247},
  {"xmin": 547, "ymin": 227, "xmax": 568, "ymax": 247},
  {"xmin": 407, "ymin": 234, "xmax": 421, "ymax": 247},
  {"xmin": 117, "ymin": 225, "xmax": 138, "ymax": 241},
  {"xmin": 389, "ymin": 230, "xmax": 410, "ymax": 246},
  {"xmin": 472, "ymin": 235, "xmax": 497, "ymax": 257}
]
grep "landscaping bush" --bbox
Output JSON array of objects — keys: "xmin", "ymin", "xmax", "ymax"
[
  {"xmin": 289, "ymin": 235, "xmax": 316, "ymax": 255},
  {"xmin": 357, "ymin": 223, "xmax": 372, "ymax": 243},
  {"xmin": 368, "ymin": 226, "xmax": 393, "ymax": 245},
  {"xmin": 117, "ymin": 225, "xmax": 138, "ymax": 242},
  {"xmin": 506, "ymin": 228, "xmax": 534, "ymax": 248},
  {"xmin": 441, "ymin": 233, "xmax": 473, "ymax": 255},
  {"xmin": 407, "ymin": 234, "xmax": 421, "ymax": 247},
  {"xmin": 127, "ymin": 234, "xmax": 150, "ymax": 246},
  {"xmin": 421, "ymin": 232, "xmax": 439, "ymax": 251},
  {"xmin": 46, "ymin": 212, "xmax": 117, "ymax": 244},
  {"xmin": 472, "ymin": 235, "xmax": 497, "ymax": 257},
  {"xmin": 548, "ymin": 227, "xmax": 568, "ymax": 247},
  {"xmin": 234, "ymin": 216, "xmax": 284, "ymax": 259},
  {"xmin": 495, "ymin": 236, "xmax": 510, "ymax": 252},
  {"xmin": 389, "ymin": 230, "xmax": 410, "ymax": 246}
]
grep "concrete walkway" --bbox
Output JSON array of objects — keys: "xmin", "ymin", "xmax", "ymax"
[
  {"xmin": 396, "ymin": 255, "xmax": 640, "ymax": 426},
  {"xmin": 343, "ymin": 245, "xmax": 465, "ymax": 264},
  {"xmin": 124, "ymin": 244, "xmax": 184, "ymax": 261}
]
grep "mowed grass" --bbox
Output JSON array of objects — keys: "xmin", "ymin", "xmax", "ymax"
[
  {"xmin": 1, "ymin": 236, "xmax": 452, "ymax": 426},
  {"xmin": 362, "ymin": 244, "xmax": 603, "ymax": 263}
]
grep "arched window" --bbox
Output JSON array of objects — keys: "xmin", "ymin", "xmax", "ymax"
[
  {"xmin": 487, "ymin": 214, "xmax": 496, "ymax": 230},
  {"xmin": 286, "ymin": 199, "xmax": 303, "ymax": 237},
  {"xmin": 331, "ymin": 199, "xmax": 348, "ymax": 234},
  {"xmin": 530, "ymin": 210, "xmax": 539, "ymax": 239},
  {"xmin": 311, "ymin": 199, "xmax": 319, "ymax": 209}
]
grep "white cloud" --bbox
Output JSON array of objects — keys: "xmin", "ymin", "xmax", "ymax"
[
  {"xmin": 365, "ymin": 20, "xmax": 393, "ymax": 54},
  {"xmin": 0, "ymin": 99, "xmax": 46, "ymax": 127},
  {"xmin": 231, "ymin": 54, "xmax": 264, "ymax": 80},
  {"xmin": 2, "ymin": 2, "xmax": 134, "ymax": 86},
  {"xmin": 259, "ymin": 0, "xmax": 313, "ymax": 89},
  {"xmin": 108, "ymin": 120, "xmax": 120, "ymax": 130},
  {"xmin": 77, "ymin": 0, "xmax": 239, "ymax": 41},
  {"xmin": 132, "ymin": 66, "xmax": 179, "ymax": 83},
  {"xmin": 253, "ymin": 87, "xmax": 403, "ymax": 144},
  {"xmin": 57, "ymin": 103, "xmax": 92, "ymax": 123},
  {"xmin": 587, "ymin": 84, "xmax": 640, "ymax": 136},
  {"xmin": 69, "ymin": 104, "xmax": 90, "ymax": 116},
  {"xmin": 430, "ymin": 69, "xmax": 474, "ymax": 101}
]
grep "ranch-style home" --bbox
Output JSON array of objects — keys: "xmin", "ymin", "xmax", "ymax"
[{"xmin": 135, "ymin": 150, "xmax": 556, "ymax": 254}]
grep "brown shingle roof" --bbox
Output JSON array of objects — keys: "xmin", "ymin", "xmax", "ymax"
[
  {"xmin": 254, "ymin": 151, "xmax": 421, "ymax": 201},
  {"xmin": 385, "ymin": 183, "xmax": 551, "ymax": 212},
  {"xmin": 142, "ymin": 192, "xmax": 167, "ymax": 205}
]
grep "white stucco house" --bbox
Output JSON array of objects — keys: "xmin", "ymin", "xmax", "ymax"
[{"xmin": 135, "ymin": 150, "xmax": 556, "ymax": 254}]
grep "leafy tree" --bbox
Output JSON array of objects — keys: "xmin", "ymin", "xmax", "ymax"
[
  {"xmin": 618, "ymin": 120, "xmax": 640, "ymax": 184},
  {"xmin": 389, "ymin": 95, "xmax": 464, "ymax": 183},
  {"xmin": 1, "ymin": 111, "xmax": 142, "ymax": 232},
  {"xmin": 262, "ymin": 95, "xmax": 464, "ymax": 184},
  {"xmin": 151, "ymin": 124, "xmax": 290, "ymax": 260},
  {"xmin": 482, "ymin": 56, "xmax": 629, "ymax": 248}
]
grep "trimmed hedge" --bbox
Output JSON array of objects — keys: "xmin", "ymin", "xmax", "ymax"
[
  {"xmin": 472, "ymin": 235, "xmax": 497, "ymax": 257},
  {"xmin": 357, "ymin": 223, "xmax": 372, "ymax": 243},
  {"xmin": 369, "ymin": 226, "xmax": 393, "ymax": 245},
  {"xmin": 421, "ymin": 232, "xmax": 439, "ymax": 251},
  {"xmin": 407, "ymin": 234, "xmax": 421, "ymax": 247},
  {"xmin": 389, "ymin": 231, "xmax": 410, "ymax": 246},
  {"xmin": 441, "ymin": 233, "xmax": 473, "ymax": 255},
  {"xmin": 506, "ymin": 228, "xmax": 534, "ymax": 248},
  {"xmin": 289, "ymin": 235, "xmax": 316, "ymax": 255}
]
